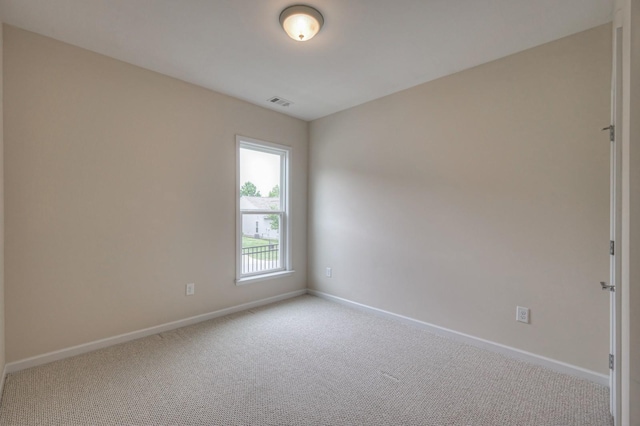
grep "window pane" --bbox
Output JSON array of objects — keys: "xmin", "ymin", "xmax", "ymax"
[
  {"xmin": 236, "ymin": 137, "xmax": 290, "ymax": 281},
  {"xmin": 241, "ymin": 213, "xmax": 281, "ymax": 274},
  {"xmin": 239, "ymin": 148, "xmax": 281, "ymax": 211}
]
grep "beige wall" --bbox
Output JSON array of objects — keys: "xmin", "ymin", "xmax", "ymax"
[
  {"xmin": 3, "ymin": 25, "xmax": 308, "ymax": 362},
  {"xmin": 309, "ymin": 25, "xmax": 612, "ymax": 374}
]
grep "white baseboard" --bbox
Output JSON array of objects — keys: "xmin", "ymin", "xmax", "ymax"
[
  {"xmin": 307, "ymin": 289, "xmax": 609, "ymax": 387},
  {"xmin": 5, "ymin": 289, "xmax": 307, "ymax": 374},
  {"xmin": 0, "ymin": 364, "xmax": 6, "ymax": 399},
  {"xmin": 4, "ymin": 288, "xmax": 608, "ymax": 388}
]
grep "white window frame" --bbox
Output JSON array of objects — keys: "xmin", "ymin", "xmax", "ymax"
[{"xmin": 236, "ymin": 136, "xmax": 293, "ymax": 284}]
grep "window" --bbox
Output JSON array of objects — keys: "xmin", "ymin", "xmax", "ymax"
[{"xmin": 236, "ymin": 136, "xmax": 292, "ymax": 283}]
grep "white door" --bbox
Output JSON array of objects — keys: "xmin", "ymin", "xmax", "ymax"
[{"xmin": 605, "ymin": 25, "xmax": 622, "ymax": 424}]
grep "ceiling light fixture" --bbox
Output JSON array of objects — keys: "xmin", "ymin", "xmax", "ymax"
[{"xmin": 279, "ymin": 5, "xmax": 324, "ymax": 42}]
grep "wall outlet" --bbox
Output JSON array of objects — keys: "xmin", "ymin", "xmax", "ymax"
[
  {"xmin": 516, "ymin": 306, "xmax": 529, "ymax": 324},
  {"xmin": 186, "ymin": 283, "xmax": 195, "ymax": 296},
  {"xmin": 326, "ymin": 267, "xmax": 332, "ymax": 278}
]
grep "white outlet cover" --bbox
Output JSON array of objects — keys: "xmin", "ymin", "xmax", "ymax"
[
  {"xmin": 186, "ymin": 283, "xmax": 195, "ymax": 296},
  {"xmin": 326, "ymin": 267, "xmax": 332, "ymax": 278},
  {"xmin": 516, "ymin": 306, "xmax": 529, "ymax": 324}
]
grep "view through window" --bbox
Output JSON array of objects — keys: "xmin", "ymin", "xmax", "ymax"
[{"xmin": 237, "ymin": 137, "xmax": 290, "ymax": 280}]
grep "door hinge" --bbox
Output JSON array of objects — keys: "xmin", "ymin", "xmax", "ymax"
[
  {"xmin": 600, "ymin": 281, "xmax": 615, "ymax": 292},
  {"xmin": 610, "ymin": 240, "xmax": 615, "ymax": 255},
  {"xmin": 603, "ymin": 125, "xmax": 615, "ymax": 142},
  {"xmin": 609, "ymin": 353, "xmax": 614, "ymax": 370}
]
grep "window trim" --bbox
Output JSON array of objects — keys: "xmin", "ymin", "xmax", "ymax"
[{"xmin": 235, "ymin": 135, "xmax": 292, "ymax": 284}]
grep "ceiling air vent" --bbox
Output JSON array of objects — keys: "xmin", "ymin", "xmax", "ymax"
[{"xmin": 267, "ymin": 96, "xmax": 293, "ymax": 107}]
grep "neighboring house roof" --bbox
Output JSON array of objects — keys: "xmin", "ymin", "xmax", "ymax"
[{"xmin": 240, "ymin": 196, "xmax": 280, "ymax": 210}]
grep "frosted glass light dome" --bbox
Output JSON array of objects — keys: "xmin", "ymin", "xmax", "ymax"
[{"xmin": 279, "ymin": 5, "xmax": 324, "ymax": 42}]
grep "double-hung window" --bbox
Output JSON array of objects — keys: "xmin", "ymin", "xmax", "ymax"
[{"xmin": 236, "ymin": 136, "xmax": 292, "ymax": 283}]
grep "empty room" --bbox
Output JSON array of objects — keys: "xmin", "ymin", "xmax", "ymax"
[{"xmin": 0, "ymin": 0, "xmax": 638, "ymax": 425}]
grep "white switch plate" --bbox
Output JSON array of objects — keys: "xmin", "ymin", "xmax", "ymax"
[
  {"xmin": 516, "ymin": 306, "xmax": 529, "ymax": 324},
  {"xmin": 326, "ymin": 267, "xmax": 332, "ymax": 278},
  {"xmin": 186, "ymin": 283, "xmax": 195, "ymax": 296}
]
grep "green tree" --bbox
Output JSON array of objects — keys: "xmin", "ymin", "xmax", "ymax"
[
  {"xmin": 268, "ymin": 185, "xmax": 280, "ymax": 198},
  {"xmin": 265, "ymin": 186, "xmax": 280, "ymax": 231},
  {"xmin": 240, "ymin": 181, "xmax": 261, "ymax": 197},
  {"xmin": 267, "ymin": 213, "xmax": 280, "ymax": 231}
]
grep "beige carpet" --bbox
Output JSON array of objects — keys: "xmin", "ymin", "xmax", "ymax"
[{"xmin": 0, "ymin": 295, "xmax": 612, "ymax": 425}]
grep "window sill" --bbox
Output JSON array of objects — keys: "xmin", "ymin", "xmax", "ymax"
[{"xmin": 235, "ymin": 270, "xmax": 295, "ymax": 285}]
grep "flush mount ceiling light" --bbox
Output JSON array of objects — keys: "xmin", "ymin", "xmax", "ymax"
[{"xmin": 279, "ymin": 5, "xmax": 324, "ymax": 42}]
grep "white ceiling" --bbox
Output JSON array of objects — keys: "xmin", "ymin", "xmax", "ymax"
[{"xmin": 0, "ymin": 0, "xmax": 613, "ymax": 121}]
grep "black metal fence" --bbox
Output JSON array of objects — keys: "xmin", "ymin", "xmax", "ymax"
[{"xmin": 242, "ymin": 244, "xmax": 279, "ymax": 274}]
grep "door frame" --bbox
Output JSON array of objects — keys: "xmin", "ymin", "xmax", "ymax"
[{"xmin": 609, "ymin": 24, "xmax": 623, "ymax": 424}]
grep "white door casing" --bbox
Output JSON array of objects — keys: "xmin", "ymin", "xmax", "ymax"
[{"xmin": 607, "ymin": 25, "xmax": 623, "ymax": 424}]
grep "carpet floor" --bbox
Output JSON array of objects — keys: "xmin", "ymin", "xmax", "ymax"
[{"xmin": 0, "ymin": 295, "xmax": 612, "ymax": 425}]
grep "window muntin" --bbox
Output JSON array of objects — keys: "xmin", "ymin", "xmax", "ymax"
[{"xmin": 236, "ymin": 137, "xmax": 290, "ymax": 281}]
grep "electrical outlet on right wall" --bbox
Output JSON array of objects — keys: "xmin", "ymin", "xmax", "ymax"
[
  {"xmin": 186, "ymin": 283, "xmax": 195, "ymax": 296},
  {"xmin": 516, "ymin": 306, "xmax": 530, "ymax": 324}
]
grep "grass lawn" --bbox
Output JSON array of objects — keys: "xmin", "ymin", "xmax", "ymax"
[{"xmin": 242, "ymin": 236, "xmax": 278, "ymax": 247}]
